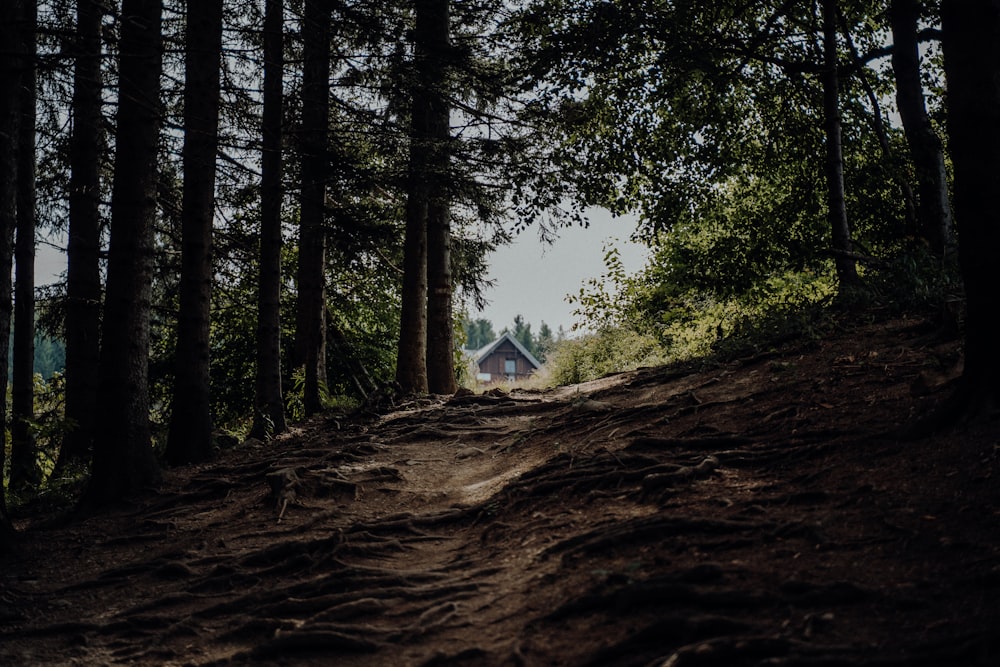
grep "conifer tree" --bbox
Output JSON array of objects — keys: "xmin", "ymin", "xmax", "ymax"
[
  {"xmin": 0, "ymin": 0, "xmax": 25, "ymax": 534},
  {"xmin": 165, "ymin": 0, "xmax": 225, "ymax": 465},
  {"xmin": 11, "ymin": 0, "xmax": 40, "ymax": 493},
  {"xmin": 294, "ymin": 0, "xmax": 331, "ymax": 415},
  {"xmin": 58, "ymin": 0, "xmax": 105, "ymax": 474},
  {"xmin": 251, "ymin": 0, "xmax": 288, "ymax": 439},
  {"xmin": 86, "ymin": 0, "xmax": 164, "ymax": 504}
]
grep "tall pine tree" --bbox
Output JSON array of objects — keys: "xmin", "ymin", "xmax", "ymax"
[
  {"xmin": 57, "ymin": 0, "xmax": 105, "ymax": 475},
  {"xmin": 423, "ymin": 0, "xmax": 456, "ymax": 395},
  {"xmin": 294, "ymin": 0, "xmax": 331, "ymax": 415},
  {"xmin": 85, "ymin": 0, "xmax": 164, "ymax": 505},
  {"xmin": 251, "ymin": 0, "xmax": 288, "ymax": 439},
  {"xmin": 11, "ymin": 0, "xmax": 40, "ymax": 493},
  {"xmin": 0, "ymin": 0, "xmax": 26, "ymax": 538},
  {"xmin": 165, "ymin": 0, "xmax": 225, "ymax": 465}
]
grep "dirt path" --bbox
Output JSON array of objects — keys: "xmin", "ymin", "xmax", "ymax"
[{"xmin": 2, "ymin": 314, "xmax": 999, "ymax": 666}]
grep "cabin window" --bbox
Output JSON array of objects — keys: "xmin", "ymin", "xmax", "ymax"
[{"xmin": 505, "ymin": 359, "xmax": 516, "ymax": 377}]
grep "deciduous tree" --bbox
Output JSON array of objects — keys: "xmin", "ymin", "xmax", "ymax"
[
  {"xmin": 938, "ymin": 0, "xmax": 1000, "ymax": 422},
  {"xmin": 821, "ymin": 0, "xmax": 861, "ymax": 291},
  {"xmin": 890, "ymin": 0, "xmax": 952, "ymax": 256}
]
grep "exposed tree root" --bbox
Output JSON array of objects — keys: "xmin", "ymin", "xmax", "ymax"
[
  {"xmin": 418, "ymin": 647, "xmax": 491, "ymax": 667},
  {"xmin": 252, "ymin": 627, "xmax": 382, "ymax": 657},
  {"xmin": 579, "ymin": 615, "xmax": 758, "ymax": 667},
  {"xmin": 543, "ymin": 515, "xmax": 777, "ymax": 560},
  {"xmin": 625, "ymin": 435, "xmax": 755, "ymax": 453},
  {"xmin": 654, "ymin": 636, "xmax": 823, "ymax": 667},
  {"xmin": 551, "ymin": 580, "xmax": 774, "ymax": 622}
]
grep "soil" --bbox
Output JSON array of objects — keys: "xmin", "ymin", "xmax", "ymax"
[{"xmin": 1, "ymin": 311, "xmax": 999, "ymax": 666}]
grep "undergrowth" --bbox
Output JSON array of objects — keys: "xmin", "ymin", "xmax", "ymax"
[{"xmin": 546, "ymin": 270, "xmax": 841, "ymax": 386}]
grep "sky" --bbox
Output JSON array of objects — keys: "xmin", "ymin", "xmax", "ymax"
[
  {"xmin": 37, "ymin": 241, "xmax": 63, "ymax": 288},
  {"xmin": 472, "ymin": 208, "xmax": 648, "ymax": 336},
  {"xmin": 34, "ymin": 207, "xmax": 650, "ymax": 338}
]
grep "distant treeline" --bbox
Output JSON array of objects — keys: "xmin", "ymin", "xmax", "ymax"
[
  {"xmin": 463, "ymin": 315, "xmax": 565, "ymax": 364},
  {"xmin": 8, "ymin": 333, "xmax": 65, "ymax": 381}
]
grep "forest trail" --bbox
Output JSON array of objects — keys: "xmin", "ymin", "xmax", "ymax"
[{"xmin": 2, "ymin": 312, "xmax": 999, "ymax": 666}]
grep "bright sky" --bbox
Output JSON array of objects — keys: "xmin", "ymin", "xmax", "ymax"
[
  {"xmin": 473, "ymin": 208, "xmax": 648, "ymax": 336},
  {"xmin": 37, "ymin": 241, "xmax": 63, "ymax": 288}
]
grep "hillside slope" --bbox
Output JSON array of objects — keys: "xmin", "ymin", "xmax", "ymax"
[{"xmin": 1, "ymin": 312, "xmax": 998, "ymax": 666}]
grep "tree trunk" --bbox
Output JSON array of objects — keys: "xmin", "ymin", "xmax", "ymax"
[
  {"xmin": 427, "ymin": 200, "xmax": 456, "ymax": 394},
  {"xmin": 396, "ymin": 185, "xmax": 429, "ymax": 395},
  {"xmin": 422, "ymin": 0, "xmax": 456, "ymax": 395},
  {"xmin": 250, "ymin": 0, "xmax": 288, "ymax": 440},
  {"xmin": 938, "ymin": 0, "xmax": 1000, "ymax": 420},
  {"xmin": 397, "ymin": 0, "xmax": 460, "ymax": 396},
  {"xmin": 837, "ymin": 8, "xmax": 918, "ymax": 237},
  {"xmin": 891, "ymin": 0, "xmax": 954, "ymax": 257},
  {"xmin": 84, "ymin": 0, "xmax": 163, "ymax": 505},
  {"xmin": 0, "ymin": 0, "xmax": 25, "ymax": 536},
  {"xmin": 820, "ymin": 0, "xmax": 861, "ymax": 292},
  {"xmin": 165, "ymin": 0, "xmax": 223, "ymax": 465},
  {"xmin": 57, "ymin": 0, "xmax": 105, "ymax": 475},
  {"xmin": 11, "ymin": 0, "xmax": 39, "ymax": 494},
  {"xmin": 294, "ymin": 0, "xmax": 329, "ymax": 416}
]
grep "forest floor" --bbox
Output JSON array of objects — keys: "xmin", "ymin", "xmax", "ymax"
[{"xmin": 2, "ymin": 310, "xmax": 999, "ymax": 666}]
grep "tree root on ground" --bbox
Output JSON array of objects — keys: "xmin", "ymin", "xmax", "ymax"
[{"xmin": 542, "ymin": 515, "xmax": 778, "ymax": 561}]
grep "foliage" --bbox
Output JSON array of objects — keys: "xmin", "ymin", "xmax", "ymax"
[
  {"xmin": 285, "ymin": 365, "xmax": 331, "ymax": 423},
  {"xmin": 544, "ymin": 327, "xmax": 669, "ymax": 386},
  {"xmin": 862, "ymin": 243, "xmax": 963, "ymax": 310},
  {"xmin": 512, "ymin": 0, "xmax": 940, "ymax": 308},
  {"xmin": 507, "ymin": 315, "xmax": 534, "ymax": 356},
  {"xmin": 534, "ymin": 322, "xmax": 555, "ymax": 363},
  {"xmin": 3, "ymin": 371, "xmax": 77, "ymax": 508},
  {"xmin": 559, "ymin": 220, "xmax": 842, "ymax": 384},
  {"xmin": 549, "ymin": 273, "xmax": 839, "ymax": 387},
  {"xmin": 462, "ymin": 317, "xmax": 496, "ymax": 350},
  {"xmin": 6, "ymin": 328, "xmax": 65, "ymax": 382}
]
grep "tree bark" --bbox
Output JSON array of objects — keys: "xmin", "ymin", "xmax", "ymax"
[
  {"xmin": 294, "ymin": 0, "xmax": 330, "ymax": 416},
  {"xmin": 820, "ymin": 0, "xmax": 861, "ymax": 292},
  {"xmin": 0, "ymin": 0, "xmax": 25, "ymax": 536},
  {"xmin": 396, "ymin": 182, "xmax": 429, "ymax": 394},
  {"xmin": 427, "ymin": 199, "xmax": 456, "ymax": 394},
  {"xmin": 422, "ymin": 0, "xmax": 456, "ymax": 395},
  {"xmin": 57, "ymin": 0, "xmax": 105, "ymax": 474},
  {"xmin": 85, "ymin": 0, "xmax": 163, "ymax": 505},
  {"xmin": 165, "ymin": 0, "xmax": 224, "ymax": 465},
  {"xmin": 938, "ymin": 0, "xmax": 1000, "ymax": 420},
  {"xmin": 398, "ymin": 0, "xmax": 460, "ymax": 396},
  {"xmin": 11, "ymin": 0, "xmax": 39, "ymax": 494},
  {"xmin": 837, "ymin": 8, "xmax": 919, "ymax": 237},
  {"xmin": 891, "ymin": 0, "xmax": 953, "ymax": 256},
  {"xmin": 250, "ymin": 0, "xmax": 288, "ymax": 440}
]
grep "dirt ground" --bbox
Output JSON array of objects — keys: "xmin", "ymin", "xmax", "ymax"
[{"xmin": 1, "ymin": 311, "xmax": 998, "ymax": 666}]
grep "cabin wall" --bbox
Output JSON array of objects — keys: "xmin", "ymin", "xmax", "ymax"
[{"xmin": 477, "ymin": 341, "xmax": 536, "ymax": 382}]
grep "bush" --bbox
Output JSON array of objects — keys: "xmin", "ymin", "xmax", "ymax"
[{"xmin": 545, "ymin": 328, "xmax": 669, "ymax": 385}]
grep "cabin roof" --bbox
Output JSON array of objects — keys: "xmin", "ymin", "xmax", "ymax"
[{"xmin": 474, "ymin": 332, "xmax": 542, "ymax": 369}]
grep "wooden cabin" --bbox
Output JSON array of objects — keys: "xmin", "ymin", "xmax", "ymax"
[{"xmin": 473, "ymin": 332, "xmax": 542, "ymax": 384}]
